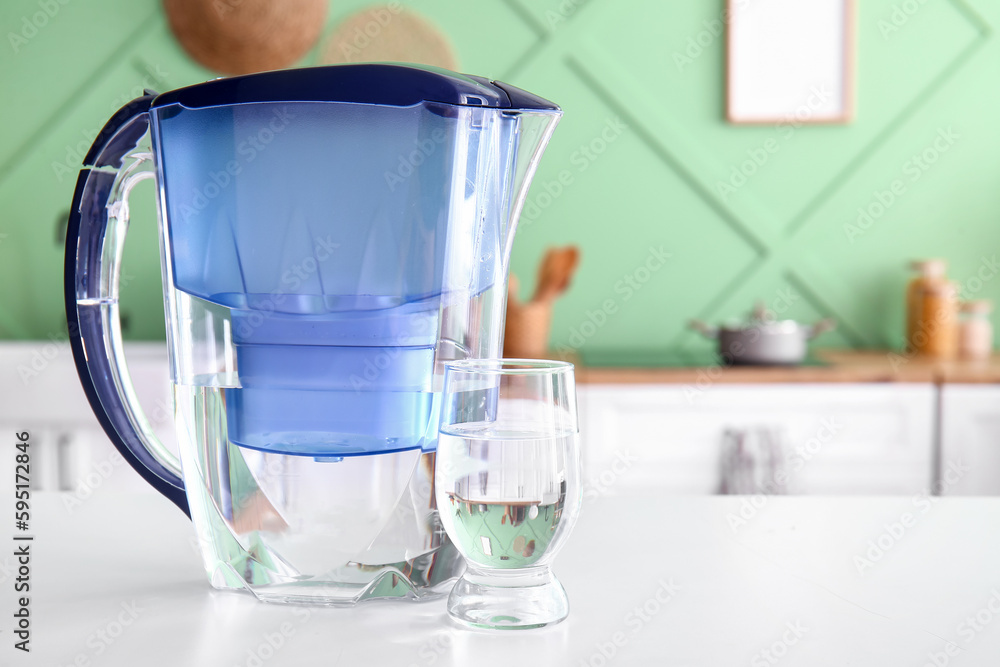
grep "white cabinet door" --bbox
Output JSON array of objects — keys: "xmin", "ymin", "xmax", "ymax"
[
  {"xmin": 578, "ymin": 383, "xmax": 935, "ymax": 497},
  {"xmin": 0, "ymin": 342, "xmax": 174, "ymax": 496},
  {"xmin": 940, "ymin": 385, "xmax": 1000, "ymax": 495}
]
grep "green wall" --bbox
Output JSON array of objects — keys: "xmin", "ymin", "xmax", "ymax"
[{"xmin": 1, "ymin": 0, "xmax": 998, "ymax": 360}]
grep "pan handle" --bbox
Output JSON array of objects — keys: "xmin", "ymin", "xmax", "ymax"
[
  {"xmin": 689, "ymin": 319, "xmax": 720, "ymax": 339},
  {"xmin": 807, "ymin": 318, "xmax": 837, "ymax": 340}
]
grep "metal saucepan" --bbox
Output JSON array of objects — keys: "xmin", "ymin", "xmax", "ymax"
[{"xmin": 690, "ymin": 303, "xmax": 835, "ymax": 366}]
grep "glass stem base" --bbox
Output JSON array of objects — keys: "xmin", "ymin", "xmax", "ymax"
[{"xmin": 446, "ymin": 566, "xmax": 569, "ymax": 630}]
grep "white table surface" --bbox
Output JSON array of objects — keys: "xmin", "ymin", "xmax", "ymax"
[{"xmin": 6, "ymin": 492, "xmax": 1000, "ymax": 666}]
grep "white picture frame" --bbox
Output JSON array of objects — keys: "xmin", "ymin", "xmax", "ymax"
[{"xmin": 727, "ymin": 0, "xmax": 854, "ymax": 124}]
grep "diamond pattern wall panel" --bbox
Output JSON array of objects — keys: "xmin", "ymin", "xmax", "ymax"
[
  {"xmin": 505, "ymin": 0, "xmax": 997, "ymax": 356},
  {"xmin": 0, "ymin": 0, "xmax": 997, "ymax": 357}
]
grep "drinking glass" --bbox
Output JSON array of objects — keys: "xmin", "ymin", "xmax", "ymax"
[{"xmin": 436, "ymin": 359, "xmax": 582, "ymax": 629}]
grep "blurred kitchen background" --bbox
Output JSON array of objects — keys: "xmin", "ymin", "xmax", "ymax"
[{"xmin": 2, "ymin": 0, "xmax": 1000, "ymax": 499}]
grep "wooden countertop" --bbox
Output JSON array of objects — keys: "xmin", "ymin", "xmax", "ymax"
[{"xmin": 576, "ymin": 349, "xmax": 1000, "ymax": 384}]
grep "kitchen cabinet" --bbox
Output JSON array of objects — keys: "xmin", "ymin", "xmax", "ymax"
[
  {"xmin": 578, "ymin": 383, "xmax": 936, "ymax": 496},
  {"xmin": 940, "ymin": 384, "xmax": 1000, "ymax": 495},
  {"xmin": 5, "ymin": 340, "xmax": 1000, "ymax": 498},
  {"xmin": 0, "ymin": 342, "xmax": 174, "ymax": 495}
]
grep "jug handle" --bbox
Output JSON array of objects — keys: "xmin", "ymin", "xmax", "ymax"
[{"xmin": 64, "ymin": 94, "xmax": 189, "ymax": 516}]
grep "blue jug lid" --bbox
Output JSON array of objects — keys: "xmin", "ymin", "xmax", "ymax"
[{"xmin": 151, "ymin": 63, "xmax": 559, "ymax": 111}]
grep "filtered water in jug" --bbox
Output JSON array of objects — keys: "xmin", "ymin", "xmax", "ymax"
[{"xmin": 65, "ymin": 64, "xmax": 560, "ymax": 604}]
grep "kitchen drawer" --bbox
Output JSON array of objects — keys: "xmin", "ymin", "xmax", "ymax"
[
  {"xmin": 577, "ymin": 383, "xmax": 935, "ymax": 496},
  {"xmin": 940, "ymin": 385, "xmax": 1000, "ymax": 495}
]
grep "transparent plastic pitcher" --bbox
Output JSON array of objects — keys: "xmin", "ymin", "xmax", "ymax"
[{"xmin": 64, "ymin": 64, "xmax": 560, "ymax": 604}]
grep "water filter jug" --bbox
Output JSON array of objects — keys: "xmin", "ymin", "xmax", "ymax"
[{"xmin": 64, "ymin": 64, "xmax": 560, "ymax": 604}]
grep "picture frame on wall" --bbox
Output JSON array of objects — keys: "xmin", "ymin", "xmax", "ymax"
[{"xmin": 726, "ymin": 0, "xmax": 855, "ymax": 124}]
